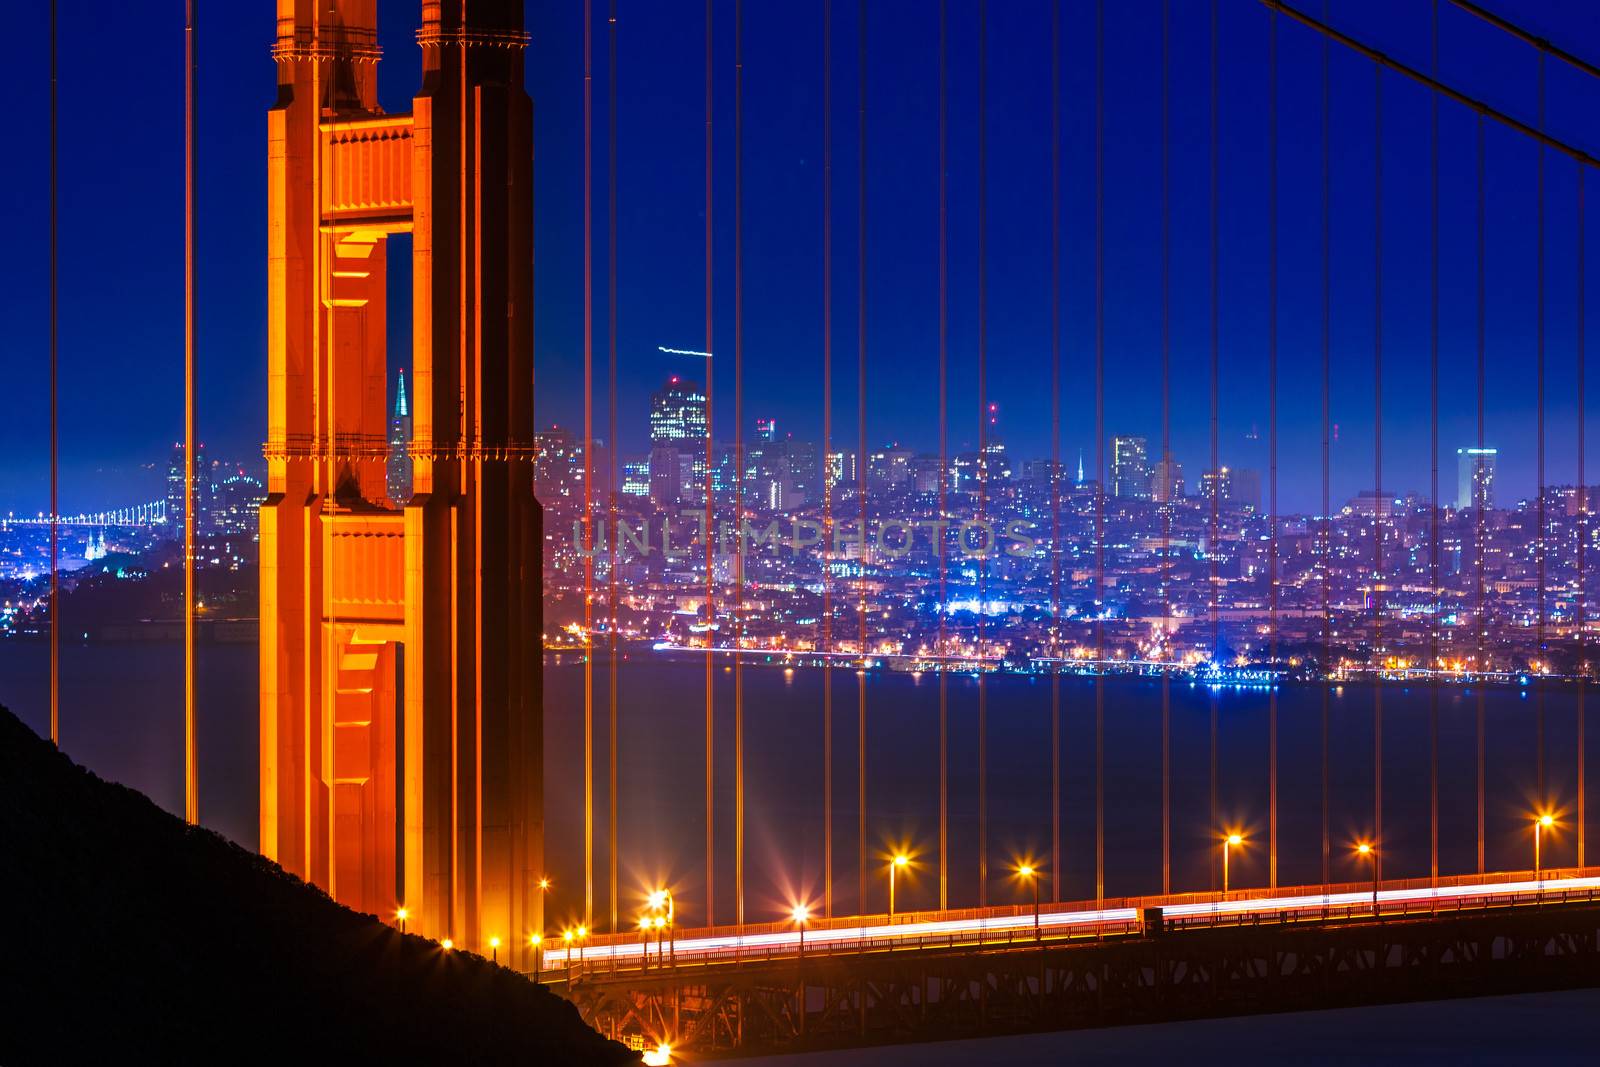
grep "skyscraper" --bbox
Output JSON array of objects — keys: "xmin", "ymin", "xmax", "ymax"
[
  {"xmin": 1229, "ymin": 468, "xmax": 1262, "ymax": 512},
  {"xmin": 648, "ymin": 376, "xmax": 708, "ymax": 504},
  {"xmin": 1200, "ymin": 466, "xmax": 1232, "ymax": 504},
  {"xmin": 650, "ymin": 376, "xmax": 708, "ymax": 448},
  {"xmin": 166, "ymin": 441, "xmax": 210, "ymax": 540},
  {"xmin": 1456, "ymin": 447, "xmax": 1497, "ymax": 511},
  {"xmin": 1152, "ymin": 452, "xmax": 1185, "ymax": 503},
  {"xmin": 1111, "ymin": 435, "xmax": 1152, "ymax": 500},
  {"xmin": 387, "ymin": 368, "xmax": 413, "ymax": 506}
]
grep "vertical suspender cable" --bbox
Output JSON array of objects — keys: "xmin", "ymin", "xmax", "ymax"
[
  {"xmin": 1160, "ymin": 0, "xmax": 1171, "ymax": 896},
  {"xmin": 821, "ymin": 0, "xmax": 834, "ymax": 920},
  {"xmin": 1209, "ymin": 0, "xmax": 1220, "ymax": 888},
  {"xmin": 1537, "ymin": 52, "xmax": 1547, "ymax": 808},
  {"xmin": 582, "ymin": 0, "xmax": 595, "ymax": 933},
  {"xmin": 978, "ymin": 0, "xmax": 990, "ymax": 908},
  {"xmin": 1094, "ymin": 0, "xmax": 1106, "ymax": 909},
  {"xmin": 1051, "ymin": 0, "xmax": 1064, "ymax": 899},
  {"xmin": 1429, "ymin": 0, "xmax": 1441, "ymax": 886},
  {"xmin": 734, "ymin": 0, "xmax": 745, "ymax": 928},
  {"xmin": 607, "ymin": 0, "xmax": 619, "ymax": 936},
  {"xmin": 49, "ymin": 0, "xmax": 59, "ymax": 749},
  {"xmin": 1579, "ymin": 169, "xmax": 1588, "ymax": 869},
  {"xmin": 1320, "ymin": 0, "xmax": 1332, "ymax": 888},
  {"xmin": 857, "ymin": 0, "xmax": 869, "ymax": 915},
  {"xmin": 1268, "ymin": 8, "xmax": 1279, "ymax": 890},
  {"xmin": 1477, "ymin": 113, "xmax": 1487, "ymax": 874},
  {"xmin": 184, "ymin": 0, "xmax": 199, "ymax": 825},
  {"xmin": 939, "ymin": 0, "xmax": 951, "ymax": 911},
  {"xmin": 1373, "ymin": 65, "xmax": 1383, "ymax": 886},
  {"xmin": 703, "ymin": 0, "xmax": 716, "ymax": 928}
]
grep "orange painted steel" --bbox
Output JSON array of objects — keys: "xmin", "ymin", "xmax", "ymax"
[{"xmin": 260, "ymin": 0, "xmax": 542, "ymax": 968}]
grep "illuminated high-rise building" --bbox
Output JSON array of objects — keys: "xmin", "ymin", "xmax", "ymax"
[
  {"xmin": 386, "ymin": 368, "xmax": 412, "ymax": 506},
  {"xmin": 534, "ymin": 426, "xmax": 581, "ymax": 507},
  {"xmin": 1152, "ymin": 453, "xmax": 1185, "ymax": 503},
  {"xmin": 1200, "ymin": 466, "xmax": 1232, "ymax": 504},
  {"xmin": 1457, "ymin": 447, "xmax": 1497, "ymax": 511},
  {"xmin": 650, "ymin": 376, "xmax": 708, "ymax": 448},
  {"xmin": 1111, "ymin": 435, "xmax": 1152, "ymax": 500},
  {"xmin": 166, "ymin": 441, "xmax": 211, "ymax": 540},
  {"xmin": 649, "ymin": 376, "xmax": 707, "ymax": 503}
]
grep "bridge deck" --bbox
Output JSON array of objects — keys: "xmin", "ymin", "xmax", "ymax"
[
  {"xmin": 543, "ymin": 865, "xmax": 1600, "ymax": 974},
  {"xmin": 553, "ymin": 878, "xmax": 1600, "ymax": 1058}
]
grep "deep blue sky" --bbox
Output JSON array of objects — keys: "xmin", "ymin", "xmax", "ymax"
[{"xmin": 5, "ymin": 1, "xmax": 1600, "ymax": 514}]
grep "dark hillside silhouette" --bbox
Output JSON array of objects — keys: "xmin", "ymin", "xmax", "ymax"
[{"xmin": 0, "ymin": 705, "xmax": 634, "ymax": 1066}]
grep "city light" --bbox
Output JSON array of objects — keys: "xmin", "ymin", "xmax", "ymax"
[
  {"xmin": 1222, "ymin": 834, "xmax": 1244, "ymax": 895},
  {"xmin": 1356, "ymin": 842, "xmax": 1379, "ymax": 915},
  {"xmin": 1017, "ymin": 863, "xmax": 1043, "ymax": 940},
  {"xmin": 1535, "ymin": 813, "xmax": 1557, "ymax": 878},
  {"xmin": 889, "ymin": 854, "xmax": 912, "ymax": 917}
]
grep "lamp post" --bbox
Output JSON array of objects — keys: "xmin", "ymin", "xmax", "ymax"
[
  {"xmin": 1222, "ymin": 834, "xmax": 1242, "ymax": 895},
  {"xmin": 489, "ymin": 935, "xmax": 501, "ymax": 964},
  {"xmin": 1357, "ymin": 842, "xmax": 1378, "ymax": 916},
  {"xmin": 1018, "ymin": 864, "xmax": 1042, "ymax": 941},
  {"xmin": 888, "ymin": 855, "xmax": 910, "ymax": 917},
  {"xmin": 792, "ymin": 904, "xmax": 810, "ymax": 959},
  {"xmin": 395, "ymin": 906, "xmax": 408, "ymax": 934},
  {"xmin": 530, "ymin": 934, "xmax": 544, "ymax": 981},
  {"xmin": 647, "ymin": 889, "xmax": 676, "ymax": 967},
  {"xmin": 562, "ymin": 929, "xmax": 576, "ymax": 984},
  {"xmin": 1535, "ymin": 813, "xmax": 1554, "ymax": 880}
]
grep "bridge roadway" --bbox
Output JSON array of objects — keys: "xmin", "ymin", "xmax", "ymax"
[
  {"xmin": 543, "ymin": 866, "xmax": 1600, "ymax": 971},
  {"xmin": 546, "ymin": 867, "xmax": 1600, "ymax": 1058}
]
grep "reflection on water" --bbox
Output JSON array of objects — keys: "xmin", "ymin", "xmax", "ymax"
[{"xmin": 0, "ymin": 642, "xmax": 1585, "ymax": 928}]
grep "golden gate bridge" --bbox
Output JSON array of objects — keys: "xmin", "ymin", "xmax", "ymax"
[{"xmin": 31, "ymin": 0, "xmax": 1600, "ymax": 1058}]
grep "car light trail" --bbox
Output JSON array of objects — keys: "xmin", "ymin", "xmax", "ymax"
[{"xmin": 543, "ymin": 873, "xmax": 1600, "ymax": 967}]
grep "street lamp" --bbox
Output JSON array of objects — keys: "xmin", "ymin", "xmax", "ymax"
[
  {"xmin": 395, "ymin": 906, "xmax": 409, "ymax": 934},
  {"xmin": 647, "ymin": 889, "xmax": 675, "ymax": 966},
  {"xmin": 441, "ymin": 938, "xmax": 454, "ymax": 951},
  {"xmin": 888, "ymin": 855, "xmax": 910, "ymax": 917},
  {"xmin": 530, "ymin": 934, "xmax": 544, "ymax": 980},
  {"xmin": 638, "ymin": 915, "xmax": 654, "ymax": 970},
  {"xmin": 562, "ymin": 929, "xmax": 576, "ymax": 983},
  {"xmin": 792, "ymin": 904, "xmax": 810, "ymax": 959},
  {"xmin": 1222, "ymin": 834, "xmax": 1243, "ymax": 895},
  {"xmin": 1356, "ymin": 842, "xmax": 1378, "ymax": 916},
  {"xmin": 1535, "ymin": 813, "xmax": 1555, "ymax": 879},
  {"xmin": 1017, "ymin": 864, "xmax": 1042, "ymax": 941}
]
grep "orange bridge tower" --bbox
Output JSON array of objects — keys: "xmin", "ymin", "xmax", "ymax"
[{"xmin": 261, "ymin": 0, "xmax": 541, "ymax": 966}]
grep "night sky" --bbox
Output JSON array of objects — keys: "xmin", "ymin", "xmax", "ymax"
[{"xmin": 5, "ymin": 0, "xmax": 1600, "ymax": 514}]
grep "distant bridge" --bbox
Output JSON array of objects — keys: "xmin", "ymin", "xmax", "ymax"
[{"xmin": 6, "ymin": 501, "xmax": 166, "ymax": 529}]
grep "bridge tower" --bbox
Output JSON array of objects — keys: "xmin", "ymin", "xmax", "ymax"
[{"xmin": 261, "ymin": 0, "xmax": 541, "ymax": 965}]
